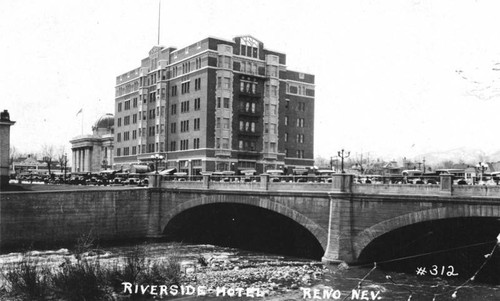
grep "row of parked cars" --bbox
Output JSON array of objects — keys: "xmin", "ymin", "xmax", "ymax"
[{"xmin": 13, "ymin": 172, "xmax": 150, "ymax": 186}]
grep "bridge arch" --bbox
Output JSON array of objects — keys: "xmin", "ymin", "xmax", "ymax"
[
  {"xmin": 353, "ymin": 204, "xmax": 500, "ymax": 259},
  {"xmin": 160, "ymin": 193, "xmax": 328, "ymax": 250}
]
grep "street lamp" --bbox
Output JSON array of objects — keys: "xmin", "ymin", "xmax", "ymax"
[
  {"xmin": 476, "ymin": 162, "xmax": 488, "ymax": 183},
  {"xmin": 151, "ymin": 154, "xmax": 164, "ymax": 174},
  {"xmin": 337, "ymin": 149, "xmax": 350, "ymax": 174}
]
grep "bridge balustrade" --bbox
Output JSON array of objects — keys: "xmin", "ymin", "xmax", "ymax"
[{"xmin": 151, "ymin": 174, "xmax": 500, "ymax": 198}]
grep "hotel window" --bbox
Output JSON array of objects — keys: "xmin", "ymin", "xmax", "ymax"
[
  {"xmin": 181, "ymin": 82, "xmax": 190, "ymax": 94},
  {"xmin": 268, "ymin": 66, "xmax": 278, "ymax": 78},
  {"xmin": 161, "ymin": 106, "xmax": 165, "ymax": 116},
  {"xmin": 222, "ymin": 138, "xmax": 229, "ymax": 149},
  {"xmin": 271, "ymin": 124, "xmax": 277, "ymax": 134},
  {"xmin": 132, "ymin": 130, "xmax": 137, "ymax": 140},
  {"xmin": 194, "ymin": 98, "xmax": 201, "ymax": 110},
  {"xmin": 251, "ymin": 122, "xmax": 255, "ymax": 132},
  {"xmin": 123, "ymin": 147, "xmax": 129, "ymax": 156},
  {"xmin": 181, "ymin": 101, "xmax": 190, "ymax": 113},
  {"xmin": 285, "ymin": 116, "xmax": 288, "ymax": 126},
  {"xmin": 118, "ymin": 103, "xmax": 122, "ymax": 112},
  {"xmin": 160, "ymin": 142, "xmax": 164, "ymax": 152},
  {"xmin": 223, "ymin": 118, "xmax": 230, "ymax": 129},
  {"xmin": 285, "ymin": 99, "xmax": 290, "ymax": 109},
  {"xmin": 124, "ymin": 100, "xmax": 130, "ymax": 110},
  {"xmin": 171, "ymin": 122, "xmax": 176, "ymax": 133},
  {"xmin": 271, "ymin": 85, "xmax": 278, "ymax": 97},
  {"xmin": 133, "ymin": 98, "xmax": 138, "ymax": 108},
  {"xmin": 132, "ymin": 146, "xmax": 137, "ymax": 155},
  {"xmin": 284, "ymin": 133, "xmax": 288, "ymax": 142},
  {"xmin": 296, "ymin": 118, "xmax": 305, "ymax": 127},
  {"xmin": 161, "ymin": 124, "xmax": 164, "ymax": 133},
  {"xmin": 170, "ymin": 141, "xmax": 176, "ymax": 151},
  {"xmin": 194, "ymin": 118, "xmax": 200, "ymax": 131},
  {"xmin": 132, "ymin": 114, "xmax": 137, "ymax": 124},
  {"xmin": 216, "ymin": 118, "xmax": 221, "ymax": 128},
  {"xmin": 270, "ymin": 142, "xmax": 276, "ymax": 153},
  {"xmin": 117, "ymin": 133, "xmax": 121, "ymax": 142},
  {"xmin": 264, "ymin": 104, "xmax": 269, "ymax": 115},
  {"xmin": 181, "ymin": 120, "xmax": 189, "ymax": 132},
  {"xmin": 271, "ymin": 104, "xmax": 277, "ymax": 115},
  {"xmin": 117, "ymin": 118, "xmax": 122, "ymax": 127},
  {"xmin": 217, "ymin": 97, "xmax": 221, "ymax": 108},
  {"xmin": 124, "ymin": 116, "xmax": 130, "ymax": 125},
  {"xmin": 223, "ymin": 77, "xmax": 231, "ymax": 89},
  {"xmin": 239, "ymin": 140, "xmax": 243, "ymax": 149},
  {"xmin": 251, "ymin": 103, "xmax": 255, "ymax": 113},
  {"xmin": 264, "ymin": 123, "xmax": 269, "ymax": 133},
  {"xmin": 171, "ymin": 85, "xmax": 177, "ymax": 96},
  {"xmin": 116, "ymin": 148, "xmax": 121, "ymax": 156},
  {"xmin": 193, "ymin": 138, "xmax": 200, "ymax": 149},
  {"xmin": 217, "ymin": 77, "xmax": 222, "ymax": 88},
  {"xmin": 223, "ymin": 97, "xmax": 230, "ymax": 108},
  {"xmin": 240, "ymin": 82, "xmax": 244, "ymax": 92},
  {"xmin": 143, "ymin": 111, "xmax": 146, "ymax": 120},
  {"xmin": 216, "ymin": 138, "xmax": 220, "ymax": 148},
  {"xmin": 239, "ymin": 121, "xmax": 244, "ymax": 131},
  {"xmin": 171, "ymin": 104, "xmax": 177, "ymax": 115}
]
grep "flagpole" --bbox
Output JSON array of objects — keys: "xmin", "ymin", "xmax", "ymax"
[
  {"xmin": 81, "ymin": 111, "xmax": 83, "ymax": 135},
  {"xmin": 157, "ymin": 0, "xmax": 161, "ymax": 45}
]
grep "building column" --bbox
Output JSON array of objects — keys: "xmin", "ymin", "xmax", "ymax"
[
  {"xmin": 72, "ymin": 150, "xmax": 76, "ymax": 173},
  {"xmin": 84, "ymin": 148, "xmax": 90, "ymax": 172},
  {"xmin": 78, "ymin": 149, "xmax": 82, "ymax": 172}
]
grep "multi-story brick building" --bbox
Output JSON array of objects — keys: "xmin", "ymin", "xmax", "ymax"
[{"xmin": 114, "ymin": 36, "xmax": 314, "ymax": 175}]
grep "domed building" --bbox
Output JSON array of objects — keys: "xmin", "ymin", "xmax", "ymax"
[{"xmin": 70, "ymin": 114, "xmax": 114, "ymax": 173}]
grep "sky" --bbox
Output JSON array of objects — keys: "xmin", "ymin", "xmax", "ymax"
[{"xmin": 1, "ymin": 0, "xmax": 500, "ymax": 162}]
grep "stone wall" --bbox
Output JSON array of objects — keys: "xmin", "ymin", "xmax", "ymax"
[{"xmin": 0, "ymin": 188, "xmax": 153, "ymax": 250}]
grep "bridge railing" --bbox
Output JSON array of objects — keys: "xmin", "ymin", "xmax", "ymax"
[{"xmin": 151, "ymin": 174, "xmax": 500, "ymax": 198}]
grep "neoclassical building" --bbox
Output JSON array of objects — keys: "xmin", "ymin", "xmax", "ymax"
[{"xmin": 70, "ymin": 114, "xmax": 114, "ymax": 173}]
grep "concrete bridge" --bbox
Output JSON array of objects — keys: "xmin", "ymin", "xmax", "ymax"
[{"xmin": 1, "ymin": 174, "xmax": 499, "ymax": 263}]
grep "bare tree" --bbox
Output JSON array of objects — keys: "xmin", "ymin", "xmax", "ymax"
[
  {"xmin": 41, "ymin": 144, "xmax": 55, "ymax": 175},
  {"xmin": 9, "ymin": 146, "xmax": 18, "ymax": 167},
  {"xmin": 56, "ymin": 146, "xmax": 69, "ymax": 180}
]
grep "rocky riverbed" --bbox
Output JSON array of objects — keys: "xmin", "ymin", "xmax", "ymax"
[{"xmin": 180, "ymin": 255, "xmax": 328, "ymax": 297}]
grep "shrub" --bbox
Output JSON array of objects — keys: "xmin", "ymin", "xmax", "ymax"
[
  {"xmin": 51, "ymin": 257, "xmax": 110, "ymax": 301},
  {"xmin": 2, "ymin": 255, "xmax": 51, "ymax": 300}
]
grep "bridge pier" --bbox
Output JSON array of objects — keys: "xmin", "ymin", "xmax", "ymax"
[{"xmin": 322, "ymin": 174, "xmax": 355, "ymax": 264}]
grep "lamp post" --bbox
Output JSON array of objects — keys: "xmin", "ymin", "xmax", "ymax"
[
  {"xmin": 337, "ymin": 149, "xmax": 350, "ymax": 174},
  {"xmin": 477, "ymin": 162, "xmax": 488, "ymax": 183},
  {"xmin": 151, "ymin": 154, "xmax": 164, "ymax": 174}
]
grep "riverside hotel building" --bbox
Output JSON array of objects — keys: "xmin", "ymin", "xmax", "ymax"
[{"xmin": 114, "ymin": 36, "xmax": 314, "ymax": 175}]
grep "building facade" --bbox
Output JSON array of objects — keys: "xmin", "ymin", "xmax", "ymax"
[
  {"xmin": 70, "ymin": 114, "xmax": 114, "ymax": 173},
  {"xmin": 114, "ymin": 36, "xmax": 314, "ymax": 174}
]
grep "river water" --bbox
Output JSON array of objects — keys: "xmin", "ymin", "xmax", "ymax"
[{"xmin": 0, "ymin": 242, "xmax": 499, "ymax": 301}]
